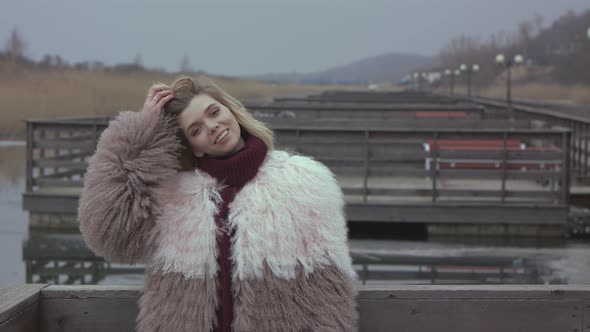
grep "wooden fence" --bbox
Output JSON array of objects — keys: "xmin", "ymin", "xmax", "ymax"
[
  {"xmin": 469, "ymin": 95, "xmax": 590, "ymax": 182},
  {"xmin": 23, "ymin": 119, "xmax": 571, "ymax": 205},
  {"xmin": 271, "ymin": 125, "xmax": 571, "ymax": 204}
]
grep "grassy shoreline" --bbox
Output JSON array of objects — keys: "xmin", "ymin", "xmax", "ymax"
[
  {"xmin": 2, "ymin": 68, "xmax": 587, "ymax": 139},
  {"xmin": 0, "ymin": 69, "xmax": 368, "ymax": 139}
]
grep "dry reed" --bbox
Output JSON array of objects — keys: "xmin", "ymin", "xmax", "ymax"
[{"xmin": 0, "ymin": 69, "xmax": 366, "ymax": 139}]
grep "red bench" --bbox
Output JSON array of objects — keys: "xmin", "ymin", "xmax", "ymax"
[{"xmin": 424, "ymin": 139, "xmax": 560, "ymax": 171}]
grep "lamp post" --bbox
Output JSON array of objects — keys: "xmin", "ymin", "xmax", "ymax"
[
  {"xmin": 460, "ymin": 63, "xmax": 480, "ymax": 97},
  {"xmin": 444, "ymin": 69, "xmax": 452, "ymax": 95},
  {"xmin": 495, "ymin": 54, "xmax": 523, "ymax": 106},
  {"xmin": 444, "ymin": 69, "xmax": 460, "ymax": 95}
]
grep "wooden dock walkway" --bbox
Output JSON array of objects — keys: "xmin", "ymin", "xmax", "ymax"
[{"xmin": 21, "ymin": 91, "xmax": 590, "ymax": 235}]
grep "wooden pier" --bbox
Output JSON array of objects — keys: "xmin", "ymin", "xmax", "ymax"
[
  {"xmin": 1, "ymin": 284, "xmax": 589, "ymax": 332},
  {"xmin": 21, "ymin": 91, "xmax": 586, "ymax": 235}
]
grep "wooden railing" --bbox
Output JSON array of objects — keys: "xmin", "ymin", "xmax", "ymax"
[
  {"xmin": 24, "ymin": 116, "xmax": 572, "ymax": 206},
  {"xmin": 467, "ymin": 95, "xmax": 590, "ymax": 182},
  {"xmin": 2, "ymin": 284, "xmax": 589, "ymax": 332},
  {"xmin": 271, "ymin": 125, "xmax": 571, "ymax": 204},
  {"xmin": 25, "ymin": 117, "xmax": 110, "ymax": 193}
]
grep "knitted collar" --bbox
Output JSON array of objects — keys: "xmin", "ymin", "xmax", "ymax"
[{"xmin": 197, "ymin": 132, "xmax": 268, "ymax": 187}]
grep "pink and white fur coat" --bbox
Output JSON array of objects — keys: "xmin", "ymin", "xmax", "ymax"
[{"xmin": 78, "ymin": 109, "xmax": 359, "ymax": 331}]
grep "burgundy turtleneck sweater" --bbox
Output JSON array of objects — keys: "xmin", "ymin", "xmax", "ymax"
[{"xmin": 197, "ymin": 133, "xmax": 268, "ymax": 332}]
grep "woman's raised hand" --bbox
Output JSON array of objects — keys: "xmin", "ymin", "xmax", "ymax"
[{"xmin": 142, "ymin": 85, "xmax": 175, "ymax": 113}]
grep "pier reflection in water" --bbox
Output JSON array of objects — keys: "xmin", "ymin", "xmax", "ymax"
[
  {"xmin": 22, "ymin": 231, "xmax": 566, "ymax": 286},
  {"xmin": 23, "ymin": 232, "xmax": 144, "ymax": 285}
]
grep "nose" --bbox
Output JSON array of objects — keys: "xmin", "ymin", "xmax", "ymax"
[{"xmin": 208, "ymin": 123, "xmax": 219, "ymax": 134}]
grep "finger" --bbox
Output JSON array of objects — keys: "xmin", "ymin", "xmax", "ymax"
[
  {"xmin": 156, "ymin": 94, "xmax": 175, "ymax": 109},
  {"xmin": 152, "ymin": 90, "xmax": 173, "ymax": 103},
  {"xmin": 148, "ymin": 85, "xmax": 167, "ymax": 97}
]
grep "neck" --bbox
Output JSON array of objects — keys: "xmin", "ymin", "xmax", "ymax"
[{"xmin": 197, "ymin": 133, "xmax": 267, "ymax": 187}]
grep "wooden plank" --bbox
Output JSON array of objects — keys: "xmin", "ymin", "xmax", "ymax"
[
  {"xmin": 41, "ymin": 151, "xmax": 94, "ymax": 162},
  {"xmin": 40, "ymin": 286, "xmax": 140, "ymax": 332},
  {"xmin": 357, "ymin": 285, "xmax": 589, "ymax": 331},
  {"xmin": 0, "ymin": 302, "xmax": 40, "ymax": 332},
  {"xmin": 34, "ymin": 160, "xmax": 88, "ymax": 169},
  {"xmin": 342, "ymin": 188, "xmax": 557, "ymax": 199},
  {"xmin": 34, "ymin": 179, "xmax": 84, "ymax": 188},
  {"xmin": 246, "ymin": 103, "xmax": 485, "ymax": 112},
  {"xmin": 436, "ymin": 169, "xmax": 559, "ymax": 180},
  {"xmin": 41, "ymin": 286, "xmax": 141, "ymax": 300},
  {"xmin": 265, "ymin": 119, "xmax": 533, "ymax": 129},
  {"xmin": 33, "ymin": 140, "xmax": 95, "ymax": 150},
  {"xmin": 358, "ymin": 298, "xmax": 582, "ymax": 332},
  {"xmin": 345, "ymin": 204, "xmax": 568, "ymax": 224},
  {"xmin": 273, "ymin": 97, "xmax": 461, "ymax": 104},
  {"xmin": 358, "ymin": 271, "xmax": 530, "ymax": 283},
  {"xmin": 352, "ymin": 254, "xmax": 524, "ymax": 267},
  {"xmin": 273, "ymin": 126, "xmax": 569, "ymax": 135},
  {"xmin": 22, "ymin": 192, "xmax": 80, "ymax": 214},
  {"xmin": 436, "ymin": 151, "xmax": 562, "ymax": 160},
  {"xmin": 42, "ymin": 169, "xmax": 86, "ymax": 179},
  {"xmin": 357, "ymin": 285, "xmax": 590, "ymax": 299},
  {"xmin": 0, "ymin": 284, "xmax": 48, "ymax": 331}
]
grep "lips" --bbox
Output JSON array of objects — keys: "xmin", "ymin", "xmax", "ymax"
[{"xmin": 214, "ymin": 129, "xmax": 229, "ymax": 144}]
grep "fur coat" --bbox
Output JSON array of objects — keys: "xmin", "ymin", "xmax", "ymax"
[{"xmin": 78, "ymin": 109, "xmax": 359, "ymax": 331}]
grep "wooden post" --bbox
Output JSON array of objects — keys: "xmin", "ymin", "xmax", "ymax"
[
  {"xmin": 294, "ymin": 129, "xmax": 300, "ymax": 154},
  {"xmin": 561, "ymin": 131, "xmax": 571, "ymax": 205},
  {"xmin": 362, "ymin": 129, "xmax": 370, "ymax": 203},
  {"xmin": 39, "ymin": 129, "xmax": 46, "ymax": 178},
  {"xmin": 25, "ymin": 121, "xmax": 34, "ymax": 193},
  {"xmin": 501, "ymin": 132, "xmax": 508, "ymax": 203},
  {"xmin": 584, "ymin": 124, "xmax": 589, "ymax": 177},
  {"xmin": 431, "ymin": 132, "xmax": 439, "ymax": 203}
]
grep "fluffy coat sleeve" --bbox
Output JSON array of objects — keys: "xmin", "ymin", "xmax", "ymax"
[{"xmin": 78, "ymin": 110, "xmax": 181, "ymax": 264}]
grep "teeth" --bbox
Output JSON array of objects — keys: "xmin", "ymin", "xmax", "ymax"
[{"xmin": 215, "ymin": 129, "xmax": 228, "ymax": 144}]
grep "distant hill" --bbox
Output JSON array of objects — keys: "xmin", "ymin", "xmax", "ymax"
[{"xmin": 251, "ymin": 53, "xmax": 438, "ymax": 84}]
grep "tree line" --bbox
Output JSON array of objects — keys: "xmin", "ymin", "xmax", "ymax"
[
  {"xmin": 1, "ymin": 28, "xmax": 197, "ymax": 75},
  {"xmin": 437, "ymin": 9, "xmax": 590, "ymax": 85}
]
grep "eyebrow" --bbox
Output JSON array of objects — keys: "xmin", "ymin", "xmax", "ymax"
[{"xmin": 187, "ymin": 103, "xmax": 217, "ymax": 132}]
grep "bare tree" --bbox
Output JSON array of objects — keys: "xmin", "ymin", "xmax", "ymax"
[
  {"xmin": 5, "ymin": 27, "xmax": 26, "ymax": 62},
  {"xmin": 533, "ymin": 14, "xmax": 544, "ymax": 35},
  {"xmin": 133, "ymin": 53, "xmax": 143, "ymax": 67},
  {"xmin": 180, "ymin": 54, "xmax": 192, "ymax": 73}
]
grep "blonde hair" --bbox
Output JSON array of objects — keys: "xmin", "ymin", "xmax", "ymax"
[{"xmin": 158, "ymin": 75, "xmax": 274, "ymax": 169}]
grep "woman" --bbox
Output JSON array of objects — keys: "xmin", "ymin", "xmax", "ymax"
[{"xmin": 78, "ymin": 76, "xmax": 359, "ymax": 332}]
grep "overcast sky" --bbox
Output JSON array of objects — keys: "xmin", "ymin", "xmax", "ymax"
[{"xmin": 2, "ymin": 0, "xmax": 589, "ymax": 76}]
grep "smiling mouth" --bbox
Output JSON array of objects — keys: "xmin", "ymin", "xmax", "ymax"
[{"xmin": 214, "ymin": 129, "xmax": 229, "ymax": 144}]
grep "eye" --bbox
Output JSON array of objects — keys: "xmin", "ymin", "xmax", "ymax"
[
  {"xmin": 212, "ymin": 108, "xmax": 219, "ymax": 115},
  {"xmin": 190, "ymin": 127, "xmax": 200, "ymax": 136}
]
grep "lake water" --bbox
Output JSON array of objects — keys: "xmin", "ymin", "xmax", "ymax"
[{"xmin": 1, "ymin": 144, "xmax": 590, "ymax": 288}]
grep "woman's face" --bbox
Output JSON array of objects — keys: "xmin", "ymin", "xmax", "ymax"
[{"xmin": 178, "ymin": 93, "xmax": 245, "ymax": 158}]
